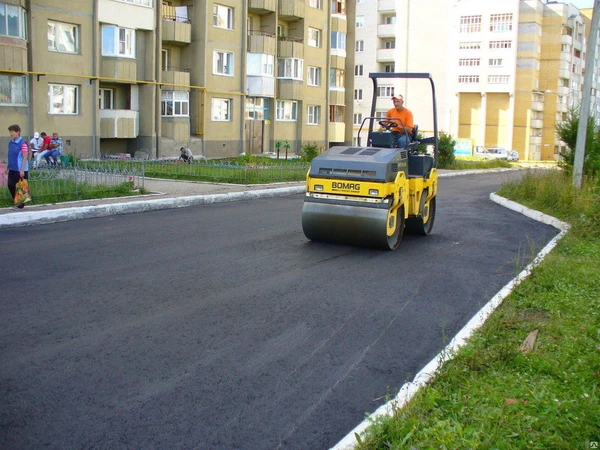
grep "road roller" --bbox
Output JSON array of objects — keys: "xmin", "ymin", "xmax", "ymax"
[{"xmin": 302, "ymin": 72, "xmax": 439, "ymax": 250}]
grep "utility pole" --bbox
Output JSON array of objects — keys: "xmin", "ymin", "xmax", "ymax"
[{"xmin": 573, "ymin": 0, "xmax": 600, "ymax": 188}]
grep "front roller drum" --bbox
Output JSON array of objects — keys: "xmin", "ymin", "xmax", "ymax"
[{"xmin": 302, "ymin": 200, "xmax": 405, "ymax": 250}]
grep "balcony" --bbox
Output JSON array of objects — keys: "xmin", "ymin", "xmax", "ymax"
[
  {"xmin": 249, "ymin": 0, "xmax": 277, "ymax": 14},
  {"xmin": 277, "ymin": 37, "xmax": 304, "ymax": 58},
  {"xmin": 328, "ymin": 122, "xmax": 345, "ymax": 142},
  {"xmin": 100, "ymin": 58, "xmax": 137, "ymax": 82},
  {"xmin": 531, "ymin": 101, "xmax": 544, "ymax": 111},
  {"xmin": 161, "ymin": 118, "xmax": 190, "ymax": 141},
  {"xmin": 331, "ymin": 16, "xmax": 347, "ymax": 33},
  {"xmin": 530, "ymin": 119, "xmax": 543, "ymax": 128},
  {"xmin": 278, "ymin": 0, "xmax": 304, "ymax": 21},
  {"xmin": 248, "ymin": 31, "xmax": 277, "ymax": 54},
  {"xmin": 378, "ymin": 0, "xmax": 396, "ymax": 12},
  {"xmin": 161, "ymin": 68, "xmax": 190, "ymax": 91},
  {"xmin": 377, "ymin": 23, "xmax": 395, "ymax": 38},
  {"xmin": 329, "ymin": 89, "xmax": 345, "ymax": 105},
  {"xmin": 0, "ymin": 38, "xmax": 27, "ymax": 72},
  {"xmin": 100, "ymin": 109, "xmax": 139, "ymax": 139},
  {"xmin": 376, "ymin": 48, "xmax": 395, "ymax": 62},
  {"xmin": 559, "ymin": 68, "xmax": 570, "ymax": 79},
  {"xmin": 162, "ymin": 19, "xmax": 191, "ymax": 45},
  {"xmin": 277, "ymin": 79, "xmax": 302, "ymax": 99},
  {"xmin": 561, "ymin": 34, "xmax": 573, "ymax": 46},
  {"xmin": 530, "ymin": 135, "xmax": 542, "ymax": 145},
  {"xmin": 560, "ymin": 52, "xmax": 572, "ymax": 63},
  {"xmin": 247, "ymin": 75, "xmax": 275, "ymax": 96}
]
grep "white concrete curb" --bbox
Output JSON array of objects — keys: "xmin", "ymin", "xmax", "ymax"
[{"xmin": 330, "ymin": 193, "xmax": 570, "ymax": 450}]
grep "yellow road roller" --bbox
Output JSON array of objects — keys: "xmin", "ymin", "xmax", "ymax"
[{"xmin": 302, "ymin": 72, "xmax": 439, "ymax": 250}]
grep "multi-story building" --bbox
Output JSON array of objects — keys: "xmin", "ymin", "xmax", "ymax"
[{"xmin": 0, "ymin": 0, "xmax": 355, "ymax": 159}]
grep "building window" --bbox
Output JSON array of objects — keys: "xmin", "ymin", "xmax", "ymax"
[
  {"xmin": 458, "ymin": 75, "xmax": 480, "ymax": 83},
  {"xmin": 161, "ymin": 91, "xmax": 189, "ymax": 116},
  {"xmin": 355, "ymin": 65, "xmax": 363, "ymax": 76},
  {"xmin": 329, "ymin": 68, "xmax": 345, "ymax": 89},
  {"xmin": 356, "ymin": 16, "xmax": 364, "ymax": 28},
  {"xmin": 308, "ymin": 0, "xmax": 322, "ymax": 9},
  {"xmin": 490, "ymin": 13, "xmax": 512, "ymax": 32},
  {"xmin": 0, "ymin": 2, "xmax": 26, "ymax": 39},
  {"xmin": 307, "ymin": 27, "xmax": 322, "ymax": 48},
  {"xmin": 355, "ymin": 40, "xmax": 364, "ymax": 52},
  {"xmin": 383, "ymin": 15, "xmax": 396, "ymax": 25},
  {"xmin": 460, "ymin": 15, "xmax": 481, "ymax": 33},
  {"xmin": 353, "ymin": 113, "xmax": 362, "ymax": 125},
  {"xmin": 458, "ymin": 58, "xmax": 480, "ymax": 66},
  {"xmin": 384, "ymin": 40, "xmax": 395, "ymax": 49},
  {"xmin": 354, "ymin": 89, "xmax": 363, "ymax": 100},
  {"xmin": 383, "ymin": 64, "xmax": 395, "ymax": 73},
  {"xmin": 377, "ymin": 86, "xmax": 394, "ymax": 97},
  {"xmin": 278, "ymin": 58, "xmax": 303, "ymax": 80},
  {"xmin": 489, "ymin": 58, "xmax": 503, "ymax": 67},
  {"xmin": 307, "ymin": 66, "xmax": 322, "ymax": 86},
  {"xmin": 99, "ymin": 88, "xmax": 114, "ymax": 110},
  {"xmin": 459, "ymin": 41, "xmax": 481, "ymax": 50},
  {"xmin": 488, "ymin": 75, "xmax": 509, "ymax": 84},
  {"xmin": 116, "ymin": 0, "xmax": 152, "ymax": 6},
  {"xmin": 101, "ymin": 26, "xmax": 135, "ymax": 58},
  {"xmin": 489, "ymin": 40, "xmax": 511, "ymax": 49},
  {"xmin": 48, "ymin": 21, "xmax": 79, "ymax": 53},
  {"xmin": 247, "ymin": 53, "xmax": 274, "ymax": 76},
  {"xmin": 332, "ymin": 0, "xmax": 346, "ymax": 15},
  {"xmin": 276, "ymin": 100, "xmax": 297, "ymax": 121},
  {"xmin": 246, "ymin": 97, "xmax": 268, "ymax": 120},
  {"xmin": 329, "ymin": 105, "xmax": 345, "ymax": 123},
  {"xmin": 48, "ymin": 84, "xmax": 79, "ymax": 114},
  {"xmin": 0, "ymin": 74, "xmax": 27, "ymax": 106},
  {"xmin": 214, "ymin": 50, "xmax": 234, "ymax": 76},
  {"xmin": 212, "ymin": 98, "xmax": 231, "ymax": 121},
  {"xmin": 213, "ymin": 4, "xmax": 233, "ymax": 30},
  {"xmin": 331, "ymin": 32, "xmax": 346, "ymax": 55},
  {"xmin": 307, "ymin": 105, "xmax": 321, "ymax": 125}
]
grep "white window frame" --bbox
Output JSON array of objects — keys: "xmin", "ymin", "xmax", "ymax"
[
  {"xmin": 384, "ymin": 40, "xmax": 395, "ymax": 49},
  {"xmin": 354, "ymin": 89, "xmax": 363, "ymax": 100},
  {"xmin": 211, "ymin": 98, "xmax": 231, "ymax": 121},
  {"xmin": 48, "ymin": 84, "xmax": 79, "ymax": 115},
  {"xmin": 307, "ymin": 105, "xmax": 321, "ymax": 125},
  {"xmin": 213, "ymin": 4, "xmax": 234, "ymax": 30},
  {"xmin": 246, "ymin": 97, "xmax": 268, "ymax": 120},
  {"xmin": 377, "ymin": 86, "xmax": 394, "ymax": 97},
  {"xmin": 459, "ymin": 41, "xmax": 481, "ymax": 50},
  {"xmin": 383, "ymin": 64, "xmax": 395, "ymax": 73},
  {"xmin": 488, "ymin": 75, "xmax": 509, "ymax": 84},
  {"xmin": 332, "ymin": 0, "xmax": 346, "ymax": 15},
  {"xmin": 276, "ymin": 100, "xmax": 298, "ymax": 121},
  {"xmin": 489, "ymin": 58, "xmax": 503, "ymax": 67},
  {"xmin": 329, "ymin": 68, "xmax": 345, "ymax": 90},
  {"xmin": 161, "ymin": 48, "xmax": 169, "ymax": 71},
  {"xmin": 458, "ymin": 58, "xmax": 480, "ymax": 67},
  {"xmin": 331, "ymin": 32, "xmax": 346, "ymax": 56},
  {"xmin": 329, "ymin": 105, "xmax": 345, "ymax": 123},
  {"xmin": 356, "ymin": 16, "xmax": 365, "ymax": 28},
  {"xmin": 246, "ymin": 53, "xmax": 274, "ymax": 76},
  {"xmin": 48, "ymin": 20, "xmax": 79, "ymax": 53},
  {"xmin": 490, "ymin": 13, "xmax": 512, "ymax": 32},
  {"xmin": 489, "ymin": 40, "xmax": 511, "ymax": 49},
  {"xmin": 458, "ymin": 75, "xmax": 480, "ymax": 83},
  {"xmin": 161, "ymin": 91, "xmax": 189, "ymax": 116},
  {"xmin": 277, "ymin": 58, "xmax": 304, "ymax": 80},
  {"xmin": 116, "ymin": 0, "xmax": 152, "ymax": 6},
  {"xmin": 308, "ymin": 0, "xmax": 322, "ymax": 9},
  {"xmin": 307, "ymin": 27, "xmax": 322, "ymax": 48},
  {"xmin": 101, "ymin": 25, "xmax": 135, "ymax": 58},
  {"xmin": 99, "ymin": 88, "xmax": 114, "ymax": 110},
  {"xmin": 355, "ymin": 40, "xmax": 364, "ymax": 52},
  {"xmin": 0, "ymin": 3, "xmax": 27, "ymax": 39},
  {"xmin": 460, "ymin": 15, "xmax": 481, "ymax": 33},
  {"xmin": 353, "ymin": 113, "xmax": 362, "ymax": 125},
  {"xmin": 383, "ymin": 15, "xmax": 396, "ymax": 25},
  {"xmin": 0, "ymin": 74, "xmax": 28, "ymax": 106},
  {"xmin": 307, "ymin": 66, "xmax": 321, "ymax": 86},
  {"xmin": 213, "ymin": 50, "xmax": 234, "ymax": 76},
  {"xmin": 354, "ymin": 65, "xmax": 363, "ymax": 76}
]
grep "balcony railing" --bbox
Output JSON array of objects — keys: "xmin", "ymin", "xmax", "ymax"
[
  {"xmin": 100, "ymin": 109, "xmax": 139, "ymax": 139},
  {"xmin": 248, "ymin": 30, "xmax": 277, "ymax": 54}
]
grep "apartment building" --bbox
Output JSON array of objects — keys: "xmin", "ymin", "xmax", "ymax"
[{"xmin": 0, "ymin": 0, "xmax": 356, "ymax": 159}]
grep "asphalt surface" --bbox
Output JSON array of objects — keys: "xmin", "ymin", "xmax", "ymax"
[{"xmin": 0, "ymin": 170, "xmax": 560, "ymax": 449}]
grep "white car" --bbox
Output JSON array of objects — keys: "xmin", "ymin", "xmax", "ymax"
[
  {"xmin": 474, "ymin": 146, "xmax": 509, "ymax": 160},
  {"xmin": 507, "ymin": 150, "xmax": 519, "ymax": 162}
]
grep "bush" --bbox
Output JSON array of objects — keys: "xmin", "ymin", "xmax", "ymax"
[
  {"xmin": 555, "ymin": 107, "xmax": 600, "ymax": 176},
  {"xmin": 301, "ymin": 142, "xmax": 320, "ymax": 162},
  {"xmin": 437, "ymin": 131, "xmax": 457, "ymax": 169}
]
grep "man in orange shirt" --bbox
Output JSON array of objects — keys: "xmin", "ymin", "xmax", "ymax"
[{"xmin": 380, "ymin": 95, "xmax": 414, "ymax": 148}]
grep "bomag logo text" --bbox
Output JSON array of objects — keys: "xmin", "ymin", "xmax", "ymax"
[{"xmin": 332, "ymin": 182, "xmax": 361, "ymax": 191}]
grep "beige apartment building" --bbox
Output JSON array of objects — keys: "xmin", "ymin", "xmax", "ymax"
[{"xmin": 0, "ymin": 0, "xmax": 355, "ymax": 159}]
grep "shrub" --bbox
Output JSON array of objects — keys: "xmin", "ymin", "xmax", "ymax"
[
  {"xmin": 437, "ymin": 131, "xmax": 457, "ymax": 169},
  {"xmin": 555, "ymin": 107, "xmax": 600, "ymax": 176},
  {"xmin": 301, "ymin": 142, "xmax": 319, "ymax": 162}
]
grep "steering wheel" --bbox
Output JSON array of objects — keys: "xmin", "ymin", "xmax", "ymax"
[{"xmin": 378, "ymin": 121, "xmax": 399, "ymax": 131}]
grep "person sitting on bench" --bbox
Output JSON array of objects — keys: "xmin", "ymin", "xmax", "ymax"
[{"xmin": 379, "ymin": 95, "xmax": 414, "ymax": 148}]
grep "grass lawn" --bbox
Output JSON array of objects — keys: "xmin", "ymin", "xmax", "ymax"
[{"xmin": 353, "ymin": 170, "xmax": 600, "ymax": 449}]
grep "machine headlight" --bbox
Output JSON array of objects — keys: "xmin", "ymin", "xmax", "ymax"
[
  {"xmin": 315, "ymin": 184, "xmax": 324, "ymax": 191},
  {"xmin": 369, "ymin": 189, "xmax": 379, "ymax": 196}
]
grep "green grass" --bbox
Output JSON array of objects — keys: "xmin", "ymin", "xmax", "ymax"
[
  {"xmin": 354, "ymin": 170, "xmax": 600, "ymax": 449},
  {"xmin": 446, "ymin": 157, "xmax": 515, "ymax": 170}
]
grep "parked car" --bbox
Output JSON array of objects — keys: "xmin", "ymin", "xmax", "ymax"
[
  {"xmin": 473, "ymin": 146, "xmax": 509, "ymax": 160},
  {"xmin": 507, "ymin": 150, "xmax": 519, "ymax": 162}
]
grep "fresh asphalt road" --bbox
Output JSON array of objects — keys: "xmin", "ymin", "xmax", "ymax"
[{"xmin": 0, "ymin": 171, "xmax": 558, "ymax": 450}]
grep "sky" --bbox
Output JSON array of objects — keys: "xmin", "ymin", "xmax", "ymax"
[{"xmin": 566, "ymin": 0, "xmax": 595, "ymax": 9}]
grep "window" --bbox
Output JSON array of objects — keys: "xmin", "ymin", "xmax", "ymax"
[
  {"xmin": 459, "ymin": 41, "xmax": 481, "ymax": 50},
  {"xmin": 161, "ymin": 91, "xmax": 189, "ymax": 116},
  {"xmin": 489, "ymin": 58, "xmax": 503, "ymax": 67},
  {"xmin": 354, "ymin": 89, "xmax": 363, "ymax": 100},
  {"xmin": 102, "ymin": 26, "xmax": 135, "ymax": 57},
  {"xmin": 383, "ymin": 15, "xmax": 396, "ymax": 25},
  {"xmin": 213, "ymin": 4, "xmax": 233, "ymax": 30},
  {"xmin": 116, "ymin": 0, "xmax": 152, "ymax": 6},
  {"xmin": 0, "ymin": 3, "xmax": 26, "ymax": 39},
  {"xmin": 329, "ymin": 68, "xmax": 345, "ymax": 89},
  {"xmin": 332, "ymin": 0, "xmax": 346, "ymax": 15},
  {"xmin": 377, "ymin": 86, "xmax": 394, "ymax": 97},
  {"xmin": 276, "ymin": 100, "xmax": 297, "ymax": 121},
  {"xmin": 247, "ymin": 53, "xmax": 274, "ymax": 76},
  {"xmin": 488, "ymin": 75, "xmax": 509, "ymax": 84},
  {"xmin": 308, "ymin": 0, "xmax": 322, "ymax": 9},
  {"xmin": 490, "ymin": 13, "xmax": 512, "ymax": 32},
  {"xmin": 353, "ymin": 113, "xmax": 362, "ymax": 125},
  {"xmin": 246, "ymin": 97, "xmax": 268, "ymax": 120},
  {"xmin": 307, "ymin": 105, "xmax": 321, "ymax": 125},
  {"xmin": 355, "ymin": 65, "xmax": 363, "ymax": 76},
  {"xmin": 383, "ymin": 64, "xmax": 395, "ymax": 73},
  {"xmin": 459, "ymin": 58, "xmax": 480, "ymax": 66},
  {"xmin": 48, "ymin": 84, "xmax": 79, "ymax": 114},
  {"xmin": 161, "ymin": 48, "xmax": 169, "ymax": 71},
  {"xmin": 355, "ymin": 40, "xmax": 364, "ymax": 52},
  {"xmin": 278, "ymin": 58, "xmax": 303, "ymax": 80},
  {"xmin": 329, "ymin": 105, "xmax": 345, "ymax": 123},
  {"xmin": 331, "ymin": 32, "xmax": 346, "ymax": 54},
  {"xmin": 460, "ymin": 15, "xmax": 481, "ymax": 33},
  {"xmin": 356, "ymin": 16, "xmax": 364, "ymax": 28},
  {"xmin": 98, "ymin": 88, "xmax": 114, "ymax": 110},
  {"xmin": 0, "ymin": 74, "xmax": 27, "ymax": 106},
  {"xmin": 384, "ymin": 40, "xmax": 395, "ymax": 49},
  {"xmin": 48, "ymin": 21, "xmax": 79, "ymax": 53},
  {"xmin": 458, "ymin": 75, "xmax": 479, "ymax": 83},
  {"xmin": 212, "ymin": 98, "xmax": 231, "ymax": 121},
  {"xmin": 307, "ymin": 66, "xmax": 321, "ymax": 86},
  {"xmin": 308, "ymin": 27, "xmax": 322, "ymax": 48},
  {"xmin": 214, "ymin": 50, "xmax": 234, "ymax": 75},
  {"xmin": 489, "ymin": 40, "xmax": 511, "ymax": 49}
]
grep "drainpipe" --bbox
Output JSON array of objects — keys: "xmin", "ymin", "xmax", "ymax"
[
  {"xmin": 92, "ymin": 0, "xmax": 99, "ymax": 158},
  {"xmin": 155, "ymin": 2, "xmax": 161, "ymax": 158},
  {"xmin": 26, "ymin": 0, "xmax": 33, "ymax": 138},
  {"xmin": 240, "ymin": 0, "xmax": 248, "ymax": 155},
  {"xmin": 325, "ymin": 6, "xmax": 331, "ymax": 149}
]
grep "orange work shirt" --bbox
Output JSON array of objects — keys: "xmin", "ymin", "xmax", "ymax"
[{"xmin": 385, "ymin": 107, "xmax": 414, "ymax": 132}]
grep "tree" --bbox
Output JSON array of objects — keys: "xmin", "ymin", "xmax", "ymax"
[
  {"xmin": 555, "ymin": 107, "xmax": 600, "ymax": 176},
  {"xmin": 437, "ymin": 131, "xmax": 456, "ymax": 169}
]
